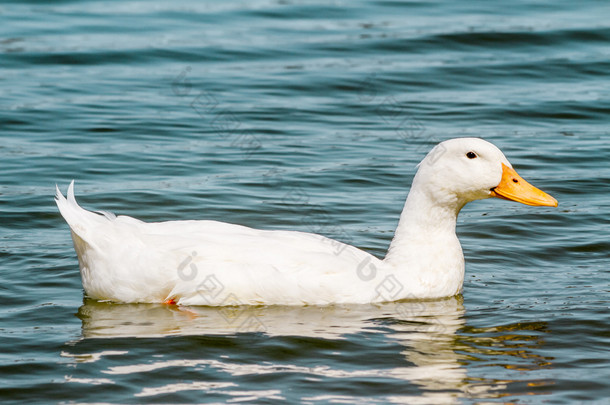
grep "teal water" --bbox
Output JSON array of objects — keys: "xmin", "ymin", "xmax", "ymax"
[{"xmin": 1, "ymin": 0, "xmax": 609, "ymax": 403}]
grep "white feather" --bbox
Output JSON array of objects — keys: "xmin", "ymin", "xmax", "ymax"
[{"xmin": 55, "ymin": 138, "xmax": 551, "ymax": 305}]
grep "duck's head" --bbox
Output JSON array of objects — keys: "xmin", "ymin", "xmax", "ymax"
[{"xmin": 415, "ymin": 137, "xmax": 557, "ymax": 209}]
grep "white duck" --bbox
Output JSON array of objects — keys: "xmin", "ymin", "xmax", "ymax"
[{"xmin": 56, "ymin": 138, "xmax": 557, "ymax": 306}]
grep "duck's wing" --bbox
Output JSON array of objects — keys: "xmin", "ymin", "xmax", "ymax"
[{"xmin": 141, "ymin": 219, "xmax": 379, "ymax": 305}]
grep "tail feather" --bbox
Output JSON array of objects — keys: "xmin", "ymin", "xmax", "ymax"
[
  {"xmin": 55, "ymin": 181, "xmax": 72, "ymax": 222},
  {"xmin": 55, "ymin": 180, "xmax": 78, "ymax": 213},
  {"xmin": 67, "ymin": 179, "xmax": 77, "ymax": 207},
  {"xmin": 55, "ymin": 181, "xmax": 110, "ymax": 242},
  {"xmin": 54, "ymin": 184, "xmax": 63, "ymax": 204}
]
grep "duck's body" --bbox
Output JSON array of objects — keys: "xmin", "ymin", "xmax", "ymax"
[{"xmin": 56, "ymin": 138, "xmax": 557, "ymax": 305}]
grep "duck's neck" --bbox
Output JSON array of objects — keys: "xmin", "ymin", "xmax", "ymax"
[{"xmin": 384, "ymin": 176, "xmax": 466, "ymax": 270}]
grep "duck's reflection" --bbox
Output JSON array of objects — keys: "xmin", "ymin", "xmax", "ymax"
[
  {"xmin": 75, "ymin": 297, "xmax": 462, "ymax": 339},
  {"xmin": 68, "ymin": 298, "xmax": 553, "ymax": 403}
]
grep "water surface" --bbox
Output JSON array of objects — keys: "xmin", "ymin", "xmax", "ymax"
[{"xmin": 1, "ymin": 0, "xmax": 609, "ymax": 403}]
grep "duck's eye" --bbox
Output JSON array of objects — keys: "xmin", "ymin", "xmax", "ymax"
[{"xmin": 466, "ymin": 151, "xmax": 477, "ymax": 159}]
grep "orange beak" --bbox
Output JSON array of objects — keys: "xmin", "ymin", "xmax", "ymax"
[{"xmin": 490, "ymin": 163, "xmax": 558, "ymax": 207}]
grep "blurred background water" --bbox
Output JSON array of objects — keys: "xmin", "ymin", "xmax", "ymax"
[{"xmin": 1, "ymin": 0, "xmax": 609, "ymax": 403}]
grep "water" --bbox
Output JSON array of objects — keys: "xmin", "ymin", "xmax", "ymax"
[{"xmin": 1, "ymin": 0, "xmax": 609, "ymax": 403}]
